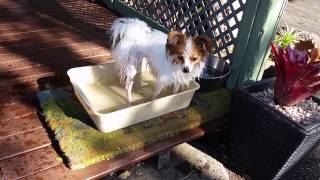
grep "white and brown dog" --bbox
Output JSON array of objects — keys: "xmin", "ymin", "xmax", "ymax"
[{"xmin": 111, "ymin": 18, "xmax": 212, "ymax": 102}]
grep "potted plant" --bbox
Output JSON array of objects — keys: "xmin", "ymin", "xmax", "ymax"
[{"xmin": 228, "ymin": 27, "xmax": 320, "ymax": 180}]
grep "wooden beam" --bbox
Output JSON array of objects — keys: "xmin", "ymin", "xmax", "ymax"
[
  {"xmin": 73, "ymin": 127, "xmax": 204, "ymax": 180},
  {"xmin": 227, "ymin": 0, "xmax": 287, "ymax": 88},
  {"xmin": 23, "ymin": 121, "xmax": 227, "ymax": 180},
  {"xmin": 226, "ymin": 0, "xmax": 261, "ymax": 88}
]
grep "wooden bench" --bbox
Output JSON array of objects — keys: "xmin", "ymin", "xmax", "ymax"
[{"xmin": 0, "ymin": 0, "xmax": 286, "ymax": 178}]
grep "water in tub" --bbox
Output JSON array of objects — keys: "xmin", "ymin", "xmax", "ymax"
[{"xmin": 79, "ymin": 72, "xmax": 172, "ymax": 114}]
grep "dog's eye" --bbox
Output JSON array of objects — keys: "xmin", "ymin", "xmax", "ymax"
[
  {"xmin": 178, "ymin": 55, "xmax": 184, "ymax": 60},
  {"xmin": 191, "ymin": 57, "xmax": 197, "ymax": 61}
]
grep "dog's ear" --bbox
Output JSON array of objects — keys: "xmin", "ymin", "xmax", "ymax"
[
  {"xmin": 193, "ymin": 35, "xmax": 213, "ymax": 53},
  {"xmin": 167, "ymin": 31, "xmax": 186, "ymax": 47}
]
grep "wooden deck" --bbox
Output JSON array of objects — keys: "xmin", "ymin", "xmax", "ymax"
[{"xmin": 0, "ymin": 1, "xmax": 209, "ymax": 179}]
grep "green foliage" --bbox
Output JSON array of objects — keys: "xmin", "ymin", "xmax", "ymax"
[{"xmin": 273, "ymin": 26, "xmax": 302, "ymax": 48}]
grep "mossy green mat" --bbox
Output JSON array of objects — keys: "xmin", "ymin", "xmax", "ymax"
[{"xmin": 37, "ymin": 87, "xmax": 230, "ymax": 170}]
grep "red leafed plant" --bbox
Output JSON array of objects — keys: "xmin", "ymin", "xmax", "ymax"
[{"xmin": 271, "ymin": 44, "xmax": 320, "ymax": 106}]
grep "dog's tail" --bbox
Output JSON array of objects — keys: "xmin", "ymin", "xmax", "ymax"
[
  {"xmin": 110, "ymin": 18, "xmax": 151, "ymax": 85},
  {"xmin": 110, "ymin": 18, "xmax": 151, "ymax": 49}
]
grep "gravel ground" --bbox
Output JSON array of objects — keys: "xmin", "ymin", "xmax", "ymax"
[
  {"xmin": 251, "ymin": 89, "xmax": 320, "ymax": 125},
  {"xmin": 280, "ymin": 0, "xmax": 320, "ymax": 46},
  {"xmin": 102, "ymin": 154, "xmax": 203, "ymax": 180},
  {"xmin": 102, "ymin": 142, "xmax": 245, "ymax": 180}
]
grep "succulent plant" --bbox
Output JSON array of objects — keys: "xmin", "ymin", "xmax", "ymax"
[
  {"xmin": 273, "ymin": 26, "xmax": 302, "ymax": 49},
  {"xmin": 271, "ymin": 44, "xmax": 320, "ymax": 106}
]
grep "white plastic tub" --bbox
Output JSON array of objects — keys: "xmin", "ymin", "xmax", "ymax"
[{"xmin": 67, "ymin": 62, "xmax": 200, "ymax": 133}]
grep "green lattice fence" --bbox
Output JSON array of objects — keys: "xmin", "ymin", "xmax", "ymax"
[{"xmin": 101, "ymin": 0, "xmax": 287, "ymax": 88}]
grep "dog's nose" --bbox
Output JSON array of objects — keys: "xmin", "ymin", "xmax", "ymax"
[{"xmin": 183, "ymin": 67, "xmax": 190, "ymax": 73}]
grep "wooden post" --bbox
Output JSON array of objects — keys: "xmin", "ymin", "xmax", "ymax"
[
  {"xmin": 226, "ymin": 0, "xmax": 287, "ymax": 88},
  {"xmin": 157, "ymin": 151, "xmax": 171, "ymax": 170},
  {"xmin": 100, "ymin": 0, "xmax": 114, "ymax": 9}
]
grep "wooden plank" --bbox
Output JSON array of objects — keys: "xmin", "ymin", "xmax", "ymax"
[
  {"xmin": 74, "ymin": 127, "xmax": 204, "ymax": 180},
  {"xmin": 0, "ymin": 93, "xmax": 35, "ymax": 107},
  {"xmin": 0, "ymin": 55, "xmax": 112, "ymax": 84},
  {"xmin": 0, "ymin": 77, "xmax": 39, "ymax": 91},
  {"xmin": 0, "ymin": 75, "xmax": 41, "ymax": 87},
  {"xmin": 0, "ymin": 113, "xmax": 42, "ymax": 139},
  {"xmin": 0, "ymin": 66, "xmax": 54, "ymax": 83},
  {"xmin": 0, "ymin": 61, "xmax": 97, "ymax": 83},
  {"xmin": 0, "ymin": 38, "xmax": 105, "ymax": 55},
  {"xmin": 0, "ymin": 23, "xmax": 33, "ymax": 31},
  {"xmin": 0, "ymin": 87, "xmax": 38, "ymax": 106},
  {"xmin": 0, "ymin": 48, "xmax": 110, "ymax": 72},
  {"xmin": 0, "ymin": 55, "xmax": 111, "ymax": 87},
  {"xmin": 3, "ymin": 23, "xmax": 105, "ymax": 39},
  {"xmin": 0, "ymin": 17, "xmax": 105, "ymax": 39},
  {"xmin": 0, "ymin": 28, "xmax": 59, "ymax": 38},
  {"xmin": 0, "ymin": 103, "xmax": 36, "ymax": 121},
  {"xmin": 0, "ymin": 128, "xmax": 51, "ymax": 161},
  {"xmin": 0, "ymin": 29, "xmax": 81, "ymax": 43},
  {"xmin": 0, "ymin": 82, "xmax": 38, "ymax": 95},
  {"xmin": 0, "ymin": 146, "xmax": 60, "ymax": 179},
  {"xmin": 23, "ymin": 165, "xmax": 80, "ymax": 180},
  {"xmin": 23, "ymin": 128, "xmax": 204, "ymax": 180},
  {"xmin": 0, "ymin": 75, "xmax": 39, "ymax": 107},
  {"xmin": 0, "ymin": 1, "xmax": 59, "ymax": 9},
  {"xmin": 0, "ymin": 44, "xmax": 109, "ymax": 63},
  {"xmin": 0, "ymin": 0, "xmax": 134, "ymax": 179}
]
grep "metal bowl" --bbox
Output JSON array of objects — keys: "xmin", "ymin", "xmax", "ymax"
[{"xmin": 197, "ymin": 55, "xmax": 231, "ymax": 92}]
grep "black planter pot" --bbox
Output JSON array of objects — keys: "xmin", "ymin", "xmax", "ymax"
[{"xmin": 228, "ymin": 78, "xmax": 320, "ymax": 180}]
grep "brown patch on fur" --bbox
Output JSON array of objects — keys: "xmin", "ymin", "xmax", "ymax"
[
  {"xmin": 192, "ymin": 35, "xmax": 213, "ymax": 63},
  {"xmin": 166, "ymin": 31, "xmax": 186, "ymax": 64}
]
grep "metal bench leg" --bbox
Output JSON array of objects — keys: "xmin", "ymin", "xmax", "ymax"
[{"xmin": 157, "ymin": 150, "xmax": 171, "ymax": 170}]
